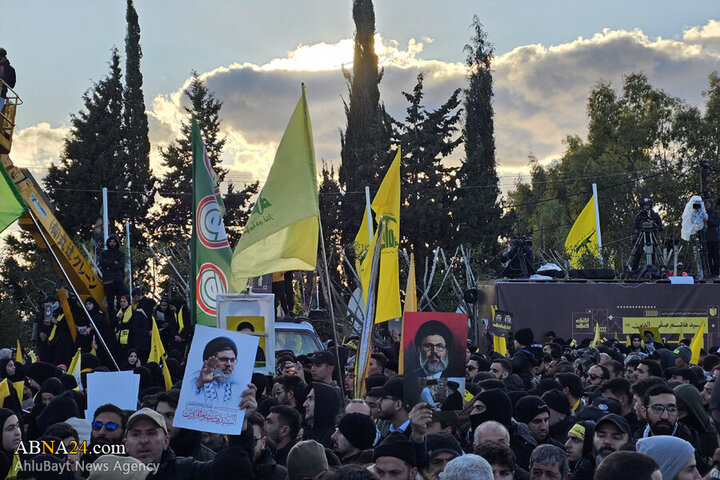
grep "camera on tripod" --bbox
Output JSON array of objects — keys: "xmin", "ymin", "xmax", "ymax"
[{"xmin": 509, "ymin": 235, "xmax": 533, "ymax": 248}]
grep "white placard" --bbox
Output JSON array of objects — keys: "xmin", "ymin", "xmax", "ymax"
[
  {"xmin": 217, "ymin": 293, "xmax": 275, "ymax": 375},
  {"xmin": 85, "ymin": 371, "xmax": 140, "ymax": 419},
  {"xmin": 173, "ymin": 324, "xmax": 259, "ymax": 434}
]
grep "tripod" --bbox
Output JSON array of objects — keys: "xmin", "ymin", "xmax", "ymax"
[
  {"xmin": 499, "ymin": 246, "xmax": 536, "ymax": 278},
  {"xmin": 626, "ymin": 224, "xmax": 665, "ymax": 279}
]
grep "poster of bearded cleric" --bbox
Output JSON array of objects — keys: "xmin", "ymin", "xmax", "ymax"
[
  {"xmin": 402, "ymin": 312, "xmax": 467, "ymax": 410},
  {"xmin": 174, "ymin": 324, "xmax": 259, "ymax": 434}
]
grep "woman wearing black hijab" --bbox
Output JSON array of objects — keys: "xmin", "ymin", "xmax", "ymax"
[
  {"xmin": 25, "ymin": 378, "xmax": 65, "ymax": 440},
  {"xmin": 0, "ymin": 407, "xmax": 22, "ymax": 479}
]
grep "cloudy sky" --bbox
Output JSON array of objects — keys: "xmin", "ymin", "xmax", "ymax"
[{"xmin": 4, "ymin": 0, "xmax": 720, "ymax": 195}]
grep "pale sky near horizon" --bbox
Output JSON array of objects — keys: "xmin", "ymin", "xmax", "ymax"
[{"xmin": 3, "ymin": 0, "xmax": 720, "ymax": 191}]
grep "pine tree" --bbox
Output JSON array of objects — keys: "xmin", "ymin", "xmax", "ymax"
[
  {"xmin": 44, "ymin": 49, "xmax": 126, "ymax": 238},
  {"xmin": 393, "ymin": 73, "xmax": 462, "ymax": 267},
  {"xmin": 451, "ymin": 17, "xmax": 502, "ymax": 259},
  {"xmin": 154, "ymin": 73, "xmax": 233, "ymax": 244},
  {"xmin": 123, "ymin": 0, "xmax": 155, "ymax": 244},
  {"xmin": 338, "ymin": 0, "xmax": 393, "ymax": 250}
]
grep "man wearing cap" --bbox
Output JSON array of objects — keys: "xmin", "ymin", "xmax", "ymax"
[
  {"xmin": 377, "ymin": 377, "xmax": 412, "ymax": 437},
  {"xmin": 593, "ymin": 414, "xmax": 631, "ymax": 464},
  {"xmin": 674, "ymin": 346, "xmax": 692, "ymax": 369},
  {"xmin": 123, "ymin": 385, "xmax": 257, "ymax": 478},
  {"xmin": 193, "ymin": 336, "xmax": 243, "ymax": 406},
  {"xmin": 331, "ymin": 412, "xmax": 376, "ymax": 465},
  {"xmin": 426, "ymin": 432, "xmax": 462, "ymax": 478},
  {"xmin": 310, "ymin": 349, "xmax": 343, "ymax": 408}
]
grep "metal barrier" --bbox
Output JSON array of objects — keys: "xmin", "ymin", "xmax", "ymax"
[{"xmin": 0, "ymin": 78, "xmax": 22, "ymax": 153}]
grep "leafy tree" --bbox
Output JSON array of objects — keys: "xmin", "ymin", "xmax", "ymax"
[
  {"xmin": 338, "ymin": 0, "xmax": 393, "ymax": 250},
  {"xmin": 123, "ymin": 0, "xmax": 155, "ymax": 244},
  {"xmin": 508, "ymin": 74, "xmax": 695, "ymax": 272},
  {"xmin": 45, "ymin": 50, "xmax": 126, "ymax": 239},
  {"xmin": 451, "ymin": 17, "xmax": 503, "ymax": 263},
  {"xmin": 392, "ymin": 73, "xmax": 462, "ymax": 267}
]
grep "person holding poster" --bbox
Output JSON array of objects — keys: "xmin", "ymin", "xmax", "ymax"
[{"xmin": 402, "ymin": 313, "xmax": 467, "ymax": 410}]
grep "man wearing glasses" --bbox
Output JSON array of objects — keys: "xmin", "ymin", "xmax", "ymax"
[
  {"xmin": 193, "ymin": 336, "xmax": 242, "ymax": 406},
  {"xmin": 411, "ymin": 320, "xmax": 462, "ymax": 379},
  {"xmin": 636, "ymin": 384, "xmax": 696, "ymax": 443}
]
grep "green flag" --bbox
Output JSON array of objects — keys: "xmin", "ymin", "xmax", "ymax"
[
  {"xmin": 190, "ymin": 119, "xmax": 234, "ymax": 326},
  {"xmin": 0, "ymin": 162, "xmax": 27, "ymax": 233},
  {"xmin": 231, "ymin": 85, "xmax": 319, "ymax": 282}
]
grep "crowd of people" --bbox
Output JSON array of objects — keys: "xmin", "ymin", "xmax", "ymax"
[{"xmin": 3, "ymin": 318, "xmax": 720, "ymax": 480}]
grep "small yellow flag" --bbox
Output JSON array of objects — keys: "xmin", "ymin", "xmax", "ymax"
[
  {"xmin": 68, "ymin": 348, "xmax": 82, "ymax": 390},
  {"xmin": 15, "ymin": 340, "xmax": 22, "ymax": 364},
  {"xmin": 690, "ymin": 320, "xmax": 705, "ymax": 365},
  {"xmin": 0, "ymin": 379, "xmax": 10, "ymax": 406},
  {"xmin": 160, "ymin": 355, "xmax": 173, "ymax": 390},
  {"xmin": 148, "ymin": 319, "xmax": 166, "ymax": 364},
  {"xmin": 493, "ymin": 335, "xmax": 507, "ymax": 356},
  {"xmin": 590, "ymin": 322, "xmax": 601, "ymax": 348},
  {"xmin": 398, "ymin": 253, "xmax": 417, "ymax": 376}
]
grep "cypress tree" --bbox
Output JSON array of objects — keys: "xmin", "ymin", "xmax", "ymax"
[
  {"xmin": 338, "ymin": 0, "xmax": 393, "ymax": 250},
  {"xmin": 451, "ymin": 17, "xmax": 502, "ymax": 257},
  {"xmin": 44, "ymin": 49, "xmax": 126, "ymax": 238},
  {"xmin": 124, "ymin": 0, "xmax": 155, "ymax": 244}
]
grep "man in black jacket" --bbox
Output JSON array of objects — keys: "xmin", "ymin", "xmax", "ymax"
[
  {"xmin": 0, "ymin": 48, "xmax": 16, "ymax": 112},
  {"xmin": 123, "ymin": 385, "xmax": 257, "ymax": 479},
  {"xmin": 98, "ymin": 234, "xmax": 127, "ymax": 318}
]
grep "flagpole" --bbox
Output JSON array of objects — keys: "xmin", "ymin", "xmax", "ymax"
[
  {"xmin": 126, "ymin": 221, "xmax": 133, "ymax": 298},
  {"xmin": 364, "ymin": 186, "xmax": 373, "ymax": 244},
  {"xmin": 317, "ymin": 216, "xmax": 346, "ymax": 408},
  {"xmin": 592, "ymin": 183, "xmax": 603, "ymax": 264}
]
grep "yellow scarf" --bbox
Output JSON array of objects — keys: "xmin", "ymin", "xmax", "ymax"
[
  {"xmin": 177, "ymin": 308, "xmax": 184, "ymax": 333},
  {"xmin": 6, "ymin": 453, "xmax": 20, "ymax": 479},
  {"xmin": 47, "ymin": 314, "xmax": 65, "ymax": 342}
]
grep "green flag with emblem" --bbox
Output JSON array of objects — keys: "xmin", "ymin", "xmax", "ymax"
[{"xmin": 190, "ymin": 119, "xmax": 234, "ymax": 326}]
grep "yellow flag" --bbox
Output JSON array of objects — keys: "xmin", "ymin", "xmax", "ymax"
[
  {"xmin": 565, "ymin": 195, "xmax": 598, "ymax": 268},
  {"xmin": 12, "ymin": 381, "xmax": 23, "ymax": 404},
  {"xmin": 625, "ymin": 335, "xmax": 631, "ymax": 347},
  {"xmin": 590, "ymin": 322, "xmax": 601, "ymax": 348},
  {"xmin": 160, "ymin": 355, "xmax": 173, "ymax": 390},
  {"xmin": 690, "ymin": 320, "xmax": 705, "ymax": 365},
  {"xmin": 68, "ymin": 348, "xmax": 82, "ymax": 390},
  {"xmin": 232, "ymin": 87, "xmax": 319, "ymax": 283},
  {"xmin": 360, "ymin": 149, "xmax": 401, "ymax": 323},
  {"xmin": 398, "ymin": 253, "xmax": 417, "ymax": 376},
  {"xmin": 148, "ymin": 319, "xmax": 166, "ymax": 364},
  {"xmin": 15, "ymin": 340, "xmax": 22, "ymax": 364},
  {"xmin": 0, "ymin": 379, "xmax": 9, "ymax": 406},
  {"xmin": 493, "ymin": 335, "xmax": 507, "ymax": 356}
]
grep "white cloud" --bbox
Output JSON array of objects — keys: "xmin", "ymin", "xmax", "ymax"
[
  {"xmin": 8, "ymin": 122, "xmax": 68, "ymax": 177},
  {"xmin": 12, "ymin": 20, "xmax": 720, "ymax": 196}
]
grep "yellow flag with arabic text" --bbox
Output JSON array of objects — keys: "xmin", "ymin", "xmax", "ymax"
[{"xmin": 565, "ymin": 195, "xmax": 598, "ymax": 268}]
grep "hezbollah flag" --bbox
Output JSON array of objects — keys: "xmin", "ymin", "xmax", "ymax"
[
  {"xmin": 148, "ymin": 319, "xmax": 166, "ymax": 364},
  {"xmin": 190, "ymin": 119, "xmax": 235, "ymax": 326},
  {"xmin": 565, "ymin": 195, "xmax": 598, "ymax": 267},
  {"xmin": 232, "ymin": 85, "xmax": 319, "ymax": 281},
  {"xmin": 359, "ymin": 149, "xmax": 401, "ymax": 323},
  {"xmin": 0, "ymin": 161, "xmax": 27, "ymax": 233}
]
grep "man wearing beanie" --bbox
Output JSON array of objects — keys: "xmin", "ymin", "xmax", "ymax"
[
  {"xmin": 515, "ymin": 396, "xmax": 564, "ymax": 449},
  {"xmin": 286, "ymin": 440, "xmax": 329, "ymax": 480},
  {"xmin": 674, "ymin": 345, "xmax": 692, "ymax": 368},
  {"xmin": 331, "ymin": 413, "xmax": 376, "ymax": 465},
  {"xmin": 426, "ymin": 432, "xmax": 462, "ymax": 478},
  {"xmin": 542, "ymin": 389, "xmax": 575, "ymax": 444},
  {"xmin": 511, "ymin": 328, "xmax": 536, "ymax": 390},
  {"xmin": 372, "ymin": 432, "xmax": 418, "ymax": 480},
  {"xmin": 637, "ymin": 435, "xmax": 700, "ymax": 480}
]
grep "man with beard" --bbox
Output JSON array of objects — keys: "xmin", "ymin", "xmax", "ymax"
[
  {"xmin": 193, "ymin": 337, "xmax": 242, "ymax": 406},
  {"xmin": 593, "ymin": 414, "xmax": 631, "ymax": 465},
  {"xmin": 81, "ymin": 404, "xmax": 127, "ymax": 472},
  {"xmin": 635, "ymin": 384, "xmax": 698, "ymax": 447}
]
